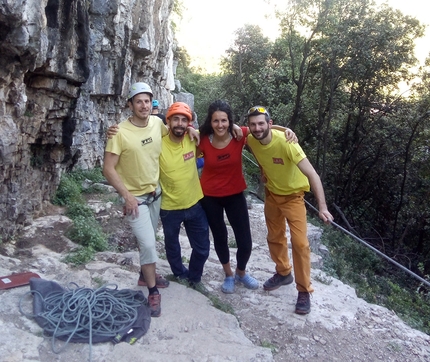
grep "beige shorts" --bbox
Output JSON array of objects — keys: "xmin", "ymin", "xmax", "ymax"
[{"xmin": 125, "ymin": 186, "xmax": 161, "ymax": 265}]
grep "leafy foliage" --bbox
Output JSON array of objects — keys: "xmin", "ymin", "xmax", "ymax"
[
  {"xmin": 66, "ymin": 202, "xmax": 95, "ymax": 219},
  {"xmin": 63, "ymin": 246, "xmax": 96, "ymax": 266},
  {"xmin": 66, "ymin": 216, "xmax": 107, "ymax": 251},
  {"xmin": 52, "ymin": 175, "xmax": 84, "ymax": 206},
  {"xmin": 221, "ymin": 24, "xmax": 273, "ymax": 121},
  {"xmin": 52, "ymin": 167, "xmax": 104, "ymax": 205},
  {"xmin": 53, "ymin": 168, "xmax": 109, "ymax": 264},
  {"xmin": 69, "ymin": 167, "xmax": 105, "ymax": 184}
]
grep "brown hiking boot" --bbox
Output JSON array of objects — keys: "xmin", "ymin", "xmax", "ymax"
[
  {"xmin": 147, "ymin": 292, "xmax": 161, "ymax": 317},
  {"xmin": 263, "ymin": 272, "xmax": 294, "ymax": 291},
  {"xmin": 295, "ymin": 292, "xmax": 311, "ymax": 314},
  {"xmin": 138, "ymin": 271, "xmax": 169, "ymax": 288}
]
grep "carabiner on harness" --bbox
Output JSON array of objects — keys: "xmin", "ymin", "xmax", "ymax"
[{"xmin": 137, "ymin": 190, "xmax": 162, "ymax": 206}]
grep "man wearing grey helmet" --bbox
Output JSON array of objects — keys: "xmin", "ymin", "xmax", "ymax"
[{"xmin": 103, "ymin": 82, "xmax": 168, "ymax": 317}]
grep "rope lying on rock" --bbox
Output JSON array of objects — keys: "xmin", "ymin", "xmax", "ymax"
[{"xmin": 19, "ymin": 281, "xmax": 149, "ymax": 361}]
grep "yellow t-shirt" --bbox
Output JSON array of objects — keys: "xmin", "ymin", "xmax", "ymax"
[
  {"xmin": 247, "ymin": 129, "xmax": 310, "ymax": 195},
  {"xmin": 159, "ymin": 135, "xmax": 203, "ymax": 210},
  {"xmin": 105, "ymin": 116, "xmax": 168, "ymax": 195}
]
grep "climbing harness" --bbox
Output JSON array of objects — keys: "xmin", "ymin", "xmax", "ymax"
[{"xmin": 138, "ymin": 190, "xmax": 162, "ymax": 206}]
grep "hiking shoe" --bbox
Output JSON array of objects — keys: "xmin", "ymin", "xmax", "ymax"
[
  {"xmin": 295, "ymin": 292, "xmax": 311, "ymax": 314},
  {"xmin": 235, "ymin": 273, "xmax": 259, "ymax": 290},
  {"xmin": 147, "ymin": 292, "xmax": 161, "ymax": 317},
  {"xmin": 189, "ymin": 281, "xmax": 209, "ymax": 296},
  {"xmin": 138, "ymin": 271, "xmax": 170, "ymax": 288},
  {"xmin": 221, "ymin": 276, "xmax": 235, "ymax": 294},
  {"xmin": 263, "ymin": 272, "xmax": 294, "ymax": 291}
]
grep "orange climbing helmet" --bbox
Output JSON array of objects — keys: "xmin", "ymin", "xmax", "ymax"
[{"xmin": 166, "ymin": 102, "xmax": 192, "ymax": 122}]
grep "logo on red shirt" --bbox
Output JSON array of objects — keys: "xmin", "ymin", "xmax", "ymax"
[
  {"xmin": 272, "ymin": 157, "xmax": 284, "ymax": 165},
  {"xmin": 217, "ymin": 153, "xmax": 230, "ymax": 161},
  {"xmin": 183, "ymin": 151, "xmax": 195, "ymax": 161}
]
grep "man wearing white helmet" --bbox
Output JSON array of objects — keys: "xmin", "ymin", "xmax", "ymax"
[{"xmin": 103, "ymin": 82, "xmax": 169, "ymax": 317}]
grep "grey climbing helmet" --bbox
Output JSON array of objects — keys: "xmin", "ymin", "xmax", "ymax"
[{"xmin": 128, "ymin": 82, "xmax": 153, "ymax": 100}]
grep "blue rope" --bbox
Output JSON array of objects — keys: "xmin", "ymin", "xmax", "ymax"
[{"xmin": 19, "ymin": 283, "xmax": 146, "ymax": 361}]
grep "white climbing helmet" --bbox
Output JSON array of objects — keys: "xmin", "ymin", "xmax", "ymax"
[{"xmin": 128, "ymin": 82, "xmax": 153, "ymax": 100}]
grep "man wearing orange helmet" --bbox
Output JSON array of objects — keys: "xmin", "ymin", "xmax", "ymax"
[{"xmin": 158, "ymin": 102, "xmax": 210, "ymax": 290}]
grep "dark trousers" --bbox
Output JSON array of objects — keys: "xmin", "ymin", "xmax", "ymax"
[
  {"xmin": 160, "ymin": 202, "xmax": 210, "ymax": 283},
  {"xmin": 200, "ymin": 192, "xmax": 252, "ymax": 271}
]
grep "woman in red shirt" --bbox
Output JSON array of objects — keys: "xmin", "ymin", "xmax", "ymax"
[{"xmin": 198, "ymin": 100, "xmax": 296, "ymax": 293}]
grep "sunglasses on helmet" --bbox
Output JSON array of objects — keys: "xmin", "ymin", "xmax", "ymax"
[{"xmin": 247, "ymin": 106, "xmax": 269, "ymax": 116}]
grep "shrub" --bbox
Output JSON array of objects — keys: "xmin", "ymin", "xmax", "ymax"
[
  {"xmin": 53, "ymin": 168, "xmax": 110, "ymax": 266},
  {"xmin": 69, "ymin": 167, "xmax": 105, "ymax": 184},
  {"xmin": 66, "ymin": 202, "xmax": 94, "ymax": 219},
  {"xmin": 63, "ymin": 246, "xmax": 96, "ymax": 266},
  {"xmin": 66, "ymin": 215, "xmax": 108, "ymax": 251},
  {"xmin": 53, "ymin": 175, "xmax": 83, "ymax": 206}
]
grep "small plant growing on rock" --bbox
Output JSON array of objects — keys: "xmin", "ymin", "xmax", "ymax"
[
  {"xmin": 63, "ymin": 246, "xmax": 96, "ymax": 266},
  {"xmin": 53, "ymin": 168, "xmax": 109, "ymax": 265},
  {"xmin": 53, "ymin": 174, "xmax": 84, "ymax": 206},
  {"xmin": 66, "ymin": 216, "xmax": 107, "ymax": 251}
]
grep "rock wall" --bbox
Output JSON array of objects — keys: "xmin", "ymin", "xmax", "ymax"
[{"xmin": 0, "ymin": 0, "xmax": 175, "ymax": 240}]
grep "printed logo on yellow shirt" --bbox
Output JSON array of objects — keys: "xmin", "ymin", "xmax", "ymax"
[
  {"xmin": 272, "ymin": 157, "xmax": 284, "ymax": 165},
  {"xmin": 141, "ymin": 137, "xmax": 153, "ymax": 146},
  {"xmin": 183, "ymin": 151, "xmax": 195, "ymax": 161}
]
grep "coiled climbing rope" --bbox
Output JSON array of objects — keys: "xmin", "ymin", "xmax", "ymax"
[{"xmin": 19, "ymin": 282, "xmax": 148, "ymax": 361}]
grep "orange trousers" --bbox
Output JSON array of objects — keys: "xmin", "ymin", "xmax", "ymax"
[{"xmin": 264, "ymin": 189, "xmax": 314, "ymax": 293}]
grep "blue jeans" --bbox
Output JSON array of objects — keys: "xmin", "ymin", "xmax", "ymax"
[{"xmin": 160, "ymin": 202, "xmax": 210, "ymax": 283}]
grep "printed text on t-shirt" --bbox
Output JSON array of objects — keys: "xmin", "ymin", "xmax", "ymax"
[
  {"xmin": 141, "ymin": 137, "xmax": 153, "ymax": 146},
  {"xmin": 272, "ymin": 157, "xmax": 284, "ymax": 165},
  {"xmin": 217, "ymin": 154, "xmax": 230, "ymax": 161},
  {"xmin": 183, "ymin": 151, "xmax": 195, "ymax": 161}
]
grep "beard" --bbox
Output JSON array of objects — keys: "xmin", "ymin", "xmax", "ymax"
[
  {"xmin": 251, "ymin": 127, "xmax": 270, "ymax": 140},
  {"xmin": 171, "ymin": 127, "xmax": 186, "ymax": 137}
]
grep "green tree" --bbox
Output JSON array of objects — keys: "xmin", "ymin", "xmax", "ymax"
[{"xmin": 220, "ymin": 24, "xmax": 273, "ymax": 120}]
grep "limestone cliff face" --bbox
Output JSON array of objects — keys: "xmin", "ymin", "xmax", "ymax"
[{"xmin": 0, "ymin": 0, "xmax": 175, "ymax": 240}]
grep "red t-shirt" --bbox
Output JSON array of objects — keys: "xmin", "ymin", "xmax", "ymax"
[{"xmin": 199, "ymin": 127, "xmax": 248, "ymax": 197}]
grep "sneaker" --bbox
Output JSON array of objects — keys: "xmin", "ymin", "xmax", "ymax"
[
  {"xmin": 147, "ymin": 292, "xmax": 161, "ymax": 317},
  {"xmin": 189, "ymin": 281, "xmax": 209, "ymax": 296},
  {"xmin": 221, "ymin": 276, "xmax": 235, "ymax": 294},
  {"xmin": 138, "ymin": 271, "xmax": 170, "ymax": 288},
  {"xmin": 235, "ymin": 273, "xmax": 259, "ymax": 290},
  {"xmin": 263, "ymin": 272, "xmax": 294, "ymax": 291},
  {"xmin": 295, "ymin": 292, "xmax": 311, "ymax": 314}
]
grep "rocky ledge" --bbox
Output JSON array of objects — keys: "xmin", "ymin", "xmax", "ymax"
[{"xmin": 0, "ymin": 197, "xmax": 429, "ymax": 361}]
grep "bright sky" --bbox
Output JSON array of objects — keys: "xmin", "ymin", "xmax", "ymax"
[{"xmin": 174, "ymin": 0, "xmax": 430, "ymax": 74}]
